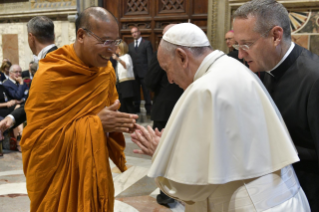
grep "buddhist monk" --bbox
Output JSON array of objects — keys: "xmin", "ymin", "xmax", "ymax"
[{"xmin": 21, "ymin": 7, "xmax": 138, "ymax": 212}]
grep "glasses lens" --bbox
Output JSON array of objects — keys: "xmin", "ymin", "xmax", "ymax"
[
  {"xmin": 242, "ymin": 45, "xmax": 249, "ymax": 51},
  {"xmin": 233, "ymin": 45, "xmax": 239, "ymax": 50},
  {"xmin": 115, "ymin": 39, "xmax": 122, "ymax": 46}
]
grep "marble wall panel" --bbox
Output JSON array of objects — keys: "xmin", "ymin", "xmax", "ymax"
[
  {"xmin": 0, "ymin": 23, "xmax": 31, "ymax": 71},
  {"xmin": 293, "ymin": 10, "xmax": 319, "ymax": 56},
  {"xmin": 310, "ymin": 35, "xmax": 319, "ymax": 56},
  {"xmin": 291, "ymin": 35, "xmax": 309, "ymax": 50},
  {"xmin": 298, "ymin": 11, "xmax": 319, "ymax": 34},
  {"xmin": 2, "ymin": 34, "xmax": 19, "ymax": 65}
]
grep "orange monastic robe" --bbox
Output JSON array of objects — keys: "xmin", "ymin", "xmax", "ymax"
[{"xmin": 20, "ymin": 44, "xmax": 127, "ymax": 212}]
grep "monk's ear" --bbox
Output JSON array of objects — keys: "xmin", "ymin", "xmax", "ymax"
[
  {"xmin": 271, "ymin": 26, "xmax": 283, "ymax": 47},
  {"xmin": 77, "ymin": 28, "xmax": 85, "ymax": 43},
  {"xmin": 175, "ymin": 48, "xmax": 188, "ymax": 68}
]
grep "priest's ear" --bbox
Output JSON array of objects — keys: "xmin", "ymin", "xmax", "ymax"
[
  {"xmin": 271, "ymin": 26, "xmax": 284, "ymax": 47},
  {"xmin": 175, "ymin": 48, "xmax": 188, "ymax": 69}
]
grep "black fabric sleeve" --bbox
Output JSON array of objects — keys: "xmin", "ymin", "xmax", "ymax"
[
  {"xmin": 146, "ymin": 41, "xmax": 154, "ymax": 67},
  {"xmin": 11, "ymin": 105, "xmax": 26, "ymax": 128},
  {"xmin": 307, "ymin": 78, "xmax": 319, "ymax": 167},
  {"xmin": 144, "ymin": 53, "xmax": 164, "ymax": 92}
]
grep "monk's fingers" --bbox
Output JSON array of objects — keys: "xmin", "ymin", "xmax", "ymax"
[
  {"xmin": 113, "ymin": 127, "xmax": 130, "ymax": 133},
  {"xmin": 107, "ymin": 100, "xmax": 120, "ymax": 111},
  {"xmin": 116, "ymin": 122, "xmax": 135, "ymax": 129},
  {"xmin": 128, "ymin": 127, "xmax": 135, "ymax": 133},
  {"xmin": 114, "ymin": 111, "xmax": 138, "ymax": 120}
]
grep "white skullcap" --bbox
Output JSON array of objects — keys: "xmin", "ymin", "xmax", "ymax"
[{"xmin": 163, "ymin": 23, "xmax": 210, "ymax": 47}]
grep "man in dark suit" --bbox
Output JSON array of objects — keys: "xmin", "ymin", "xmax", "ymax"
[
  {"xmin": 233, "ymin": 0, "xmax": 319, "ymax": 211},
  {"xmin": 128, "ymin": 27, "xmax": 153, "ymax": 117},
  {"xmin": 0, "ymin": 16, "xmax": 57, "ymax": 131},
  {"xmin": 22, "ymin": 61, "xmax": 34, "ymax": 79},
  {"xmin": 3, "ymin": 64, "xmax": 28, "ymax": 101}
]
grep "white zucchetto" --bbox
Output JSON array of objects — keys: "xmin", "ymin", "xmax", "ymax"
[{"xmin": 163, "ymin": 23, "xmax": 211, "ymax": 47}]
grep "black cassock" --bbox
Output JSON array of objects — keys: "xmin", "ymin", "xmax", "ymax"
[{"xmin": 263, "ymin": 44, "xmax": 319, "ymax": 211}]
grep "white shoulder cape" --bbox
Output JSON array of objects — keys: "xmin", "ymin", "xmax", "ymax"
[{"xmin": 147, "ymin": 50, "xmax": 299, "ymax": 185}]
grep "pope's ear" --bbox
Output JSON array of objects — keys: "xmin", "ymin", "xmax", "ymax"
[
  {"xmin": 175, "ymin": 48, "xmax": 188, "ymax": 68},
  {"xmin": 76, "ymin": 28, "xmax": 85, "ymax": 43}
]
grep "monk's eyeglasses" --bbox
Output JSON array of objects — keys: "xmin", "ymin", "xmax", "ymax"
[{"xmin": 82, "ymin": 28, "xmax": 122, "ymax": 46}]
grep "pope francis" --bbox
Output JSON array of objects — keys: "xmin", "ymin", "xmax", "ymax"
[{"xmin": 131, "ymin": 23, "xmax": 310, "ymax": 212}]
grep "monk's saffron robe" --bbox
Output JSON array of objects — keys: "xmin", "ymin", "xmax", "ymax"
[{"xmin": 21, "ymin": 44, "xmax": 127, "ymax": 212}]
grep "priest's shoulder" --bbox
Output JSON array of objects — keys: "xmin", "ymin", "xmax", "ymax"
[{"xmin": 298, "ymin": 47, "xmax": 319, "ymax": 78}]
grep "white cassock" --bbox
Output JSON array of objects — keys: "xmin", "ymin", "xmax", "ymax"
[{"xmin": 148, "ymin": 50, "xmax": 310, "ymax": 212}]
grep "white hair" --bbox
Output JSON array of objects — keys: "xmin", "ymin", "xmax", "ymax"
[{"xmin": 9, "ymin": 64, "xmax": 21, "ymax": 73}]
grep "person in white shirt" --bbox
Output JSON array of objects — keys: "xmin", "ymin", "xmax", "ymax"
[{"xmin": 112, "ymin": 41, "xmax": 135, "ymax": 114}]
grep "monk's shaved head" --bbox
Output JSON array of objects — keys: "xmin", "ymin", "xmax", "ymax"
[{"xmin": 75, "ymin": 7, "xmax": 117, "ymax": 33}]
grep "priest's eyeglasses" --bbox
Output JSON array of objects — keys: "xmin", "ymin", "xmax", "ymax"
[
  {"xmin": 233, "ymin": 26, "xmax": 275, "ymax": 51},
  {"xmin": 82, "ymin": 28, "xmax": 122, "ymax": 46},
  {"xmin": 232, "ymin": 44, "xmax": 251, "ymax": 51}
]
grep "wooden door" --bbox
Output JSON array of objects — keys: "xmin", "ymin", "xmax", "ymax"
[{"xmin": 103, "ymin": 0, "xmax": 208, "ymax": 51}]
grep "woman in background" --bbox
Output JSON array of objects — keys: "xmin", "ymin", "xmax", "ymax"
[
  {"xmin": 112, "ymin": 41, "xmax": 136, "ymax": 114},
  {"xmin": 0, "ymin": 61, "xmax": 11, "ymax": 82}
]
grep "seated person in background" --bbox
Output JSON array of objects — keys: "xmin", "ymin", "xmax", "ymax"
[
  {"xmin": 22, "ymin": 61, "xmax": 35, "ymax": 80},
  {"xmin": 3, "ymin": 64, "xmax": 28, "ymax": 101},
  {"xmin": 0, "ymin": 81, "xmax": 23, "ymax": 152},
  {"xmin": 112, "ymin": 41, "xmax": 136, "ymax": 114},
  {"xmin": 30, "ymin": 62, "xmax": 38, "ymax": 77},
  {"xmin": 23, "ymin": 62, "xmax": 38, "ymax": 88},
  {"xmin": 0, "ymin": 61, "xmax": 11, "ymax": 82}
]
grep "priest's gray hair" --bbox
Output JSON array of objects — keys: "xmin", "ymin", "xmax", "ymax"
[
  {"xmin": 233, "ymin": 0, "xmax": 291, "ymax": 42},
  {"xmin": 160, "ymin": 40, "xmax": 212, "ymax": 58}
]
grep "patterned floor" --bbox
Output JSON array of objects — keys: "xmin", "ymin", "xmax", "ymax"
[{"xmin": 0, "ymin": 132, "xmax": 185, "ymax": 212}]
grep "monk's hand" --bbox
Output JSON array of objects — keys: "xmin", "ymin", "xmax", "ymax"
[
  {"xmin": 97, "ymin": 100, "xmax": 138, "ymax": 133},
  {"xmin": 0, "ymin": 116, "xmax": 14, "ymax": 140},
  {"xmin": 131, "ymin": 124, "xmax": 161, "ymax": 156}
]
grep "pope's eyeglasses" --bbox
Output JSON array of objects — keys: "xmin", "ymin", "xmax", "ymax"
[{"xmin": 82, "ymin": 28, "xmax": 122, "ymax": 46}]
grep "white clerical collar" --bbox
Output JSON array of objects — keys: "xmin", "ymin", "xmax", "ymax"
[
  {"xmin": 37, "ymin": 44, "xmax": 56, "ymax": 60},
  {"xmin": 266, "ymin": 42, "xmax": 295, "ymax": 76},
  {"xmin": 9, "ymin": 77, "xmax": 16, "ymax": 84},
  {"xmin": 194, "ymin": 50, "xmax": 225, "ymax": 81},
  {"xmin": 135, "ymin": 37, "xmax": 142, "ymax": 47}
]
